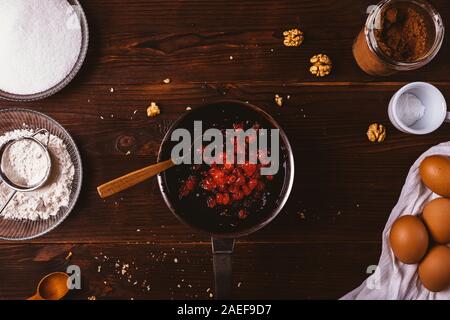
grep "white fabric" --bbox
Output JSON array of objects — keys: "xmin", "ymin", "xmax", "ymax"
[{"xmin": 342, "ymin": 141, "xmax": 450, "ymax": 300}]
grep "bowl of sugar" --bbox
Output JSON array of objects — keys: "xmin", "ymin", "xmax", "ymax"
[{"xmin": 0, "ymin": 0, "xmax": 89, "ymax": 101}]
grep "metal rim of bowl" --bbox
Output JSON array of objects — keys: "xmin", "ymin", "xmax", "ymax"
[
  {"xmin": 0, "ymin": 108, "xmax": 83, "ymax": 241},
  {"xmin": 0, "ymin": 0, "xmax": 89, "ymax": 102},
  {"xmin": 157, "ymin": 100, "xmax": 295, "ymax": 239}
]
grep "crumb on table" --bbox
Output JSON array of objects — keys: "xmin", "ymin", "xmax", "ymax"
[
  {"xmin": 147, "ymin": 102, "xmax": 161, "ymax": 118},
  {"xmin": 275, "ymin": 94, "xmax": 283, "ymax": 107}
]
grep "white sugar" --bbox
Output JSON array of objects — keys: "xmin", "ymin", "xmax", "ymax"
[{"xmin": 0, "ymin": 0, "xmax": 82, "ymax": 95}]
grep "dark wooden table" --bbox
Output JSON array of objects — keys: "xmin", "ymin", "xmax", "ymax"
[{"xmin": 1, "ymin": 0, "xmax": 449, "ymax": 300}]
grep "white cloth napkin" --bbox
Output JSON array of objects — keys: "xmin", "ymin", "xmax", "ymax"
[{"xmin": 341, "ymin": 142, "xmax": 450, "ymax": 300}]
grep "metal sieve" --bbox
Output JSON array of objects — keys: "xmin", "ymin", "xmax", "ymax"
[{"xmin": 0, "ymin": 129, "xmax": 52, "ymax": 215}]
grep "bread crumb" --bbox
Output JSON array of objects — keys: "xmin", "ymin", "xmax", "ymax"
[
  {"xmin": 147, "ymin": 102, "xmax": 161, "ymax": 118},
  {"xmin": 65, "ymin": 251, "xmax": 73, "ymax": 261},
  {"xmin": 88, "ymin": 296, "xmax": 96, "ymax": 300},
  {"xmin": 163, "ymin": 78, "xmax": 171, "ymax": 84},
  {"xmin": 275, "ymin": 94, "xmax": 283, "ymax": 107}
]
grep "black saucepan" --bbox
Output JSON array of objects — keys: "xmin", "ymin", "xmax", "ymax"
[{"xmin": 157, "ymin": 100, "xmax": 294, "ymax": 299}]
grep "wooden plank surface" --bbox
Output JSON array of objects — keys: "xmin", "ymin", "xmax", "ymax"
[
  {"xmin": 75, "ymin": 0, "xmax": 450, "ymax": 84},
  {"xmin": 4, "ymin": 84, "xmax": 450, "ymax": 244},
  {"xmin": 0, "ymin": 243, "xmax": 380, "ymax": 300},
  {"xmin": 0, "ymin": 0, "xmax": 449, "ymax": 299}
]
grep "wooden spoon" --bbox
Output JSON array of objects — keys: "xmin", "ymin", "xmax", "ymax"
[
  {"xmin": 27, "ymin": 272, "xmax": 69, "ymax": 300},
  {"xmin": 97, "ymin": 159, "xmax": 175, "ymax": 199}
]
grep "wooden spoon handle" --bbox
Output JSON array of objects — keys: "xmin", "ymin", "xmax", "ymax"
[{"xmin": 97, "ymin": 159, "xmax": 175, "ymax": 199}]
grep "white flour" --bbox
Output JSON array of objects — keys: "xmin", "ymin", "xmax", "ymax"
[
  {"xmin": 1, "ymin": 139, "xmax": 49, "ymax": 187},
  {"xmin": 0, "ymin": 0, "xmax": 82, "ymax": 95},
  {"xmin": 0, "ymin": 129, "xmax": 75, "ymax": 220}
]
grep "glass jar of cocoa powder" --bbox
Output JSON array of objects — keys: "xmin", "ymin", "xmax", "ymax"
[{"xmin": 353, "ymin": 0, "xmax": 444, "ymax": 76}]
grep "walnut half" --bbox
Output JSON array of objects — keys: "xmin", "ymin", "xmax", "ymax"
[
  {"xmin": 309, "ymin": 54, "xmax": 332, "ymax": 77},
  {"xmin": 283, "ymin": 28, "xmax": 304, "ymax": 47},
  {"xmin": 367, "ymin": 123, "xmax": 386, "ymax": 142}
]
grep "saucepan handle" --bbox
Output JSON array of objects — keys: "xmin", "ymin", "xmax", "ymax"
[{"xmin": 212, "ymin": 237, "xmax": 235, "ymax": 300}]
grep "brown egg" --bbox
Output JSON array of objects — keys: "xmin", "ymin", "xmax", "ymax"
[
  {"xmin": 419, "ymin": 156, "xmax": 450, "ymax": 197},
  {"xmin": 423, "ymin": 198, "xmax": 450, "ymax": 244},
  {"xmin": 389, "ymin": 215, "xmax": 429, "ymax": 264},
  {"xmin": 418, "ymin": 245, "xmax": 450, "ymax": 292}
]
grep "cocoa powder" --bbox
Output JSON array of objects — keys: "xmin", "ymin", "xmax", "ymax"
[{"xmin": 376, "ymin": 5, "xmax": 430, "ymax": 62}]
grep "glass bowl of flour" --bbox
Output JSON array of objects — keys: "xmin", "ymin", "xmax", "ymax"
[
  {"xmin": 0, "ymin": 0, "xmax": 89, "ymax": 101},
  {"xmin": 0, "ymin": 109, "xmax": 83, "ymax": 240}
]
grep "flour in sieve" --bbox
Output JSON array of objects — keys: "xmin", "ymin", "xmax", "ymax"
[
  {"xmin": 1, "ymin": 139, "xmax": 49, "ymax": 187},
  {"xmin": 0, "ymin": 129, "xmax": 75, "ymax": 220}
]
